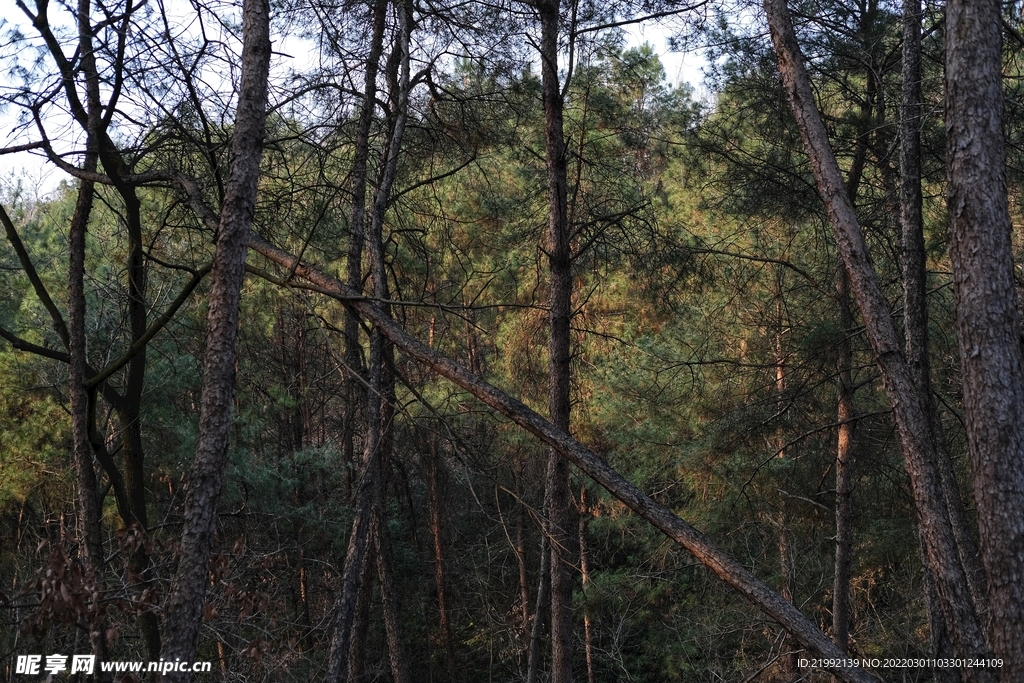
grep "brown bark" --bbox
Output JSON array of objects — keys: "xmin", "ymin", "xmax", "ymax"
[
  {"xmin": 538, "ymin": 0, "xmax": 574, "ymax": 679},
  {"xmin": 347, "ymin": 542, "xmax": 375, "ymax": 682},
  {"xmin": 244, "ymin": 233, "xmax": 878, "ymax": 683},
  {"xmin": 900, "ymin": 0, "xmax": 986, "ymax": 662},
  {"xmin": 373, "ymin": 347, "xmax": 410, "ymax": 683},
  {"xmin": 426, "ymin": 440, "xmax": 457, "ymax": 681},
  {"xmin": 69, "ymin": 146, "xmax": 111, "ymax": 673},
  {"xmin": 578, "ymin": 487, "xmax": 595, "ymax": 683},
  {"xmin": 68, "ymin": 2, "xmax": 111, "ymax": 671},
  {"xmin": 326, "ymin": 331, "xmax": 383, "ymax": 683},
  {"xmin": 833, "ymin": 270, "xmax": 854, "ymax": 653},
  {"xmin": 763, "ymin": 1, "xmax": 993, "ymax": 677},
  {"xmin": 341, "ymin": 0, "xmax": 387, "ymax": 487},
  {"xmin": 526, "ymin": 535, "xmax": 551, "ymax": 683},
  {"xmin": 160, "ymin": 0, "xmax": 271, "ymax": 675},
  {"xmin": 374, "ymin": 499, "xmax": 411, "ymax": 683},
  {"xmin": 946, "ymin": 1, "xmax": 1024, "ymax": 678}
]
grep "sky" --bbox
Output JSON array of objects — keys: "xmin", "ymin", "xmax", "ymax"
[{"xmin": 0, "ymin": 0, "xmax": 709, "ymax": 198}]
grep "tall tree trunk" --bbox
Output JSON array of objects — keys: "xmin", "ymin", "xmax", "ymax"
[
  {"xmin": 900, "ymin": 0, "xmax": 986, "ymax": 664},
  {"xmin": 833, "ymin": 269, "xmax": 855, "ymax": 653},
  {"xmin": 373, "ymin": 349, "xmax": 410, "ymax": 683},
  {"xmin": 374, "ymin": 499, "xmax": 411, "ymax": 683},
  {"xmin": 347, "ymin": 542, "xmax": 375, "ymax": 682},
  {"xmin": 69, "ymin": 2, "xmax": 110, "ymax": 672},
  {"xmin": 516, "ymin": 494, "xmax": 531, "ymax": 663},
  {"xmin": 538, "ymin": 0, "xmax": 574, "ymax": 680},
  {"xmin": 920, "ymin": 530, "xmax": 961, "ymax": 683},
  {"xmin": 69, "ymin": 148, "xmax": 111, "ymax": 675},
  {"xmin": 160, "ymin": 0, "xmax": 271, "ymax": 674},
  {"xmin": 762, "ymin": 2, "xmax": 993, "ymax": 678},
  {"xmin": 342, "ymin": 0, "xmax": 387, "ymax": 490},
  {"xmin": 946, "ymin": 1, "xmax": 1024, "ymax": 679},
  {"xmin": 327, "ymin": 331, "xmax": 383, "ymax": 683}
]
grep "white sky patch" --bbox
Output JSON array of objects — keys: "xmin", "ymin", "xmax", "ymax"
[{"xmin": 624, "ymin": 21, "xmax": 709, "ymax": 96}]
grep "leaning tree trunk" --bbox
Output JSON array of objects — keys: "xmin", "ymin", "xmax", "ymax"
[
  {"xmin": 946, "ymin": 1, "xmax": 1024, "ymax": 679},
  {"xmin": 160, "ymin": 0, "xmax": 271, "ymax": 675},
  {"xmin": 762, "ymin": 2, "xmax": 993, "ymax": 679},
  {"xmin": 245, "ymin": 231, "xmax": 879, "ymax": 683}
]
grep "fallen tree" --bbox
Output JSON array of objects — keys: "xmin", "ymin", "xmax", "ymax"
[{"xmin": 242, "ymin": 231, "xmax": 876, "ymax": 683}]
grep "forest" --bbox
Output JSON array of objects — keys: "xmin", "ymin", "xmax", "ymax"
[{"xmin": 1, "ymin": 0, "xmax": 1023, "ymax": 680}]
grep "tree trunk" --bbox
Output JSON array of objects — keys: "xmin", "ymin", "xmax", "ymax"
[
  {"xmin": 538, "ymin": 0, "xmax": 574, "ymax": 680},
  {"xmin": 160, "ymin": 0, "xmax": 271, "ymax": 675},
  {"xmin": 69, "ymin": 145, "xmax": 111, "ymax": 675},
  {"xmin": 526, "ymin": 535, "xmax": 551, "ymax": 683},
  {"xmin": 426, "ymin": 439, "xmax": 457, "ymax": 681},
  {"xmin": 946, "ymin": 1, "xmax": 1024, "ymax": 678},
  {"xmin": 900, "ymin": 0, "xmax": 986, "ymax": 662},
  {"xmin": 833, "ymin": 269, "xmax": 855, "ymax": 653},
  {"xmin": 341, "ymin": 0, "xmax": 387, "ymax": 491},
  {"xmin": 326, "ymin": 330, "xmax": 383, "ymax": 683},
  {"xmin": 69, "ymin": 4, "xmax": 110, "ymax": 671},
  {"xmin": 578, "ymin": 487, "xmax": 595, "ymax": 683},
  {"xmin": 347, "ymin": 541, "xmax": 375, "ymax": 682},
  {"xmin": 763, "ymin": 2, "xmax": 993, "ymax": 677},
  {"xmin": 517, "ymin": 495, "xmax": 531, "ymax": 662}
]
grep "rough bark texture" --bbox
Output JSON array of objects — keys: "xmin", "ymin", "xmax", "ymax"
[
  {"xmin": 159, "ymin": 0, "xmax": 271, "ymax": 675},
  {"xmin": 900, "ymin": 0, "xmax": 986, "ymax": 620},
  {"xmin": 762, "ymin": 2, "xmax": 993, "ymax": 678},
  {"xmin": 538, "ymin": 1, "xmax": 574, "ymax": 679},
  {"xmin": 69, "ymin": 3, "xmax": 111, "ymax": 671},
  {"xmin": 946, "ymin": 1, "xmax": 1024, "ymax": 678},
  {"xmin": 341, "ymin": 0, "xmax": 387, "ymax": 487},
  {"xmin": 69, "ymin": 153, "xmax": 111, "ymax": 673},
  {"xmin": 245, "ymin": 233, "xmax": 878, "ymax": 683}
]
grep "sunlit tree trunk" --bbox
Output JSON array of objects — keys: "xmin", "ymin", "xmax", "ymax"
[{"xmin": 946, "ymin": 1, "xmax": 1024, "ymax": 678}]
